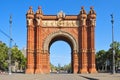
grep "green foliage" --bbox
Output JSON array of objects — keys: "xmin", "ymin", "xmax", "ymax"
[
  {"xmin": 0, "ymin": 42, "xmax": 8, "ymax": 71},
  {"xmin": 96, "ymin": 41, "xmax": 120, "ymax": 71},
  {"xmin": 0, "ymin": 42, "xmax": 26, "ymax": 71},
  {"xmin": 11, "ymin": 46, "xmax": 26, "ymax": 70},
  {"xmin": 63, "ymin": 63, "xmax": 71, "ymax": 71},
  {"xmin": 50, "ymin": 63, "xmax": 71, "ymax": 73},
  {"xmin": 108, "ymin": 41, "xmax": 120, "ymax": 67},
  {"xmin": 96, "ymin": 50, "xmax": 106, "ymax": 70}
]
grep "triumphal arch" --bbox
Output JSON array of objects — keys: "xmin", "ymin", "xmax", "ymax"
[{"xmin": 26, "ymin": 6, "xmax": 97, "ymax": 74}]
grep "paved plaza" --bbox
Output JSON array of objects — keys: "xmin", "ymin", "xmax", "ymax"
[{"xmin": 0, "ymin": 73, "xmax": 120, "ymax": 80}]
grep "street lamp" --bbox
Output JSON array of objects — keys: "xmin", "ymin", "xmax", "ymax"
[
  {"xmin": 8, "ymin": 15, "xmax": 12, "ymax": 75},
  {"xmin": 111, "ymin": 14, "xmax": 115, "ymax": 74}
]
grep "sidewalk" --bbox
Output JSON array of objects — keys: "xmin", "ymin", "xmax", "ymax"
[{"xmin": 0, "ymin": 73, "xmax": 120, "ymax": 80}]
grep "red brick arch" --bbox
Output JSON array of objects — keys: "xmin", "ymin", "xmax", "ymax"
[
  {"xmin": 25, "ymin": 6, "xmax": 97, "ymax": 74},
  {"xmin": 43, "ymin": 30, "xmax": 78, "ymax": 73},
  {"xmin": 43, "ymin": 30, "xmax": 78, "ymax": 52}
]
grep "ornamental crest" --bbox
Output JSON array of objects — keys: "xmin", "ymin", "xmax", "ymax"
[{"xmin": 57, "ymin": 11, "xmax": 65, "ymax": 26}]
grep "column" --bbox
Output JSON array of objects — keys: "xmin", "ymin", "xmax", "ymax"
[
  {"xmin": 87, "ymin": 7, "xmax": 97, "ymax": 73},
  {"xmin": 35, "ymin": 25, "xmax": 42, "ymax": 73},
  {"xmin": 25, "ymin": 7, "xmax": 35, "ymax": 74},
  {"xmin": 35, "ymin": 6, "xmax": 43, "ymax": 74},
  {"xmin": 79, "ymin": 27, "xmax": 88, "ymax": 73},
  {"xmin": 87, "ymin": 25, "xmax": 97, "ymax": 73},
  {"xmin": 72, "ymin": 50, "xmax": 78, "ymax": 73},
  {"xmin": 78, "ymin": 7, "xmax": 88, "ymax": 73}
]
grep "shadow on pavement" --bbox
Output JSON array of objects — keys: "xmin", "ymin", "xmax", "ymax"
[{"xmin": 80, "ymin": 75, "xmax": 99, "ymax": 80}]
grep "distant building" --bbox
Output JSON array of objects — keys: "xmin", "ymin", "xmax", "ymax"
[{"xmin": 21, "ymin": 47, "xmax": 26, "ymax": 57}]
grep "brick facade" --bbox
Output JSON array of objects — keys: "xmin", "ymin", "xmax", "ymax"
[{"xmin": 25, "ymin": 6, "xmax": 97, "ymax": 74}]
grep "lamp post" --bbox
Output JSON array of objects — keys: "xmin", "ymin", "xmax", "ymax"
[
  {"xmin": 8, "ymin": 15, "xmax": 12, "ymax": 75},
  {"xmin": 111, "ymin": 14, "xmax": 115, "ymax": 74}
]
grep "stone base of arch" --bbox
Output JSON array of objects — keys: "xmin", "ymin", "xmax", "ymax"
[
  {"xmin": 25, "ymin": 64, "xmax": 35, "ymax": 74},
  {"xmin": 72, "ymin": 52, "xmax": 79, "ymax": 74},
  {"xmin": 35, "ymin": 68, "xmax": 42, "ymax": 74},
  {"xmin": 79, "ymin": 68, "xmax": 88, "ymax": 74},
  {"xmin": 25, "ymin": 69, "xmax": 34, "ymax": 74},
  {"xmin": 88, "ymin": 68, "xmax": 97, "ymax": 73}
]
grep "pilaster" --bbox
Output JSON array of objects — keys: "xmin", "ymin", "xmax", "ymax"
[
  {"xmin": 41, "ymin": 50, "xmax": 50, "ymax": 74},
  {"xmin": 26, "ymin": 6, "xmax": 35, "ymax": 74},
  {"xmin": 72, "ymin": 50, "xmax": 78, "ymax": 73},
  {"xmin": 78, "ymin": 7, "xmax": 88, "ymax": 73},
  {"xmin": 34, "ymin": 6, "xmax": 43, "ymax": 74},
  {"xmin": 87, "ymin": 7, "xmax": 97, "ymax": 73}
]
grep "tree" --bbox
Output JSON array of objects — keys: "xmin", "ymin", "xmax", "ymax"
[
  {"xmin": 58, "ymin": 63, "xmax": 61, "ymax": 70},
  {"xmin": 63, "ymin": 63, "xmax": 71, "ymax": 73},
  {"xmin": 109, "ymin": 41, "xmax": 120, "ymax": 69},
  {"xmin": 0, "ymin": 42, "xmax": 8, "ymax": 71},
  {"xmin": 50, "ymin": 63, "xmax": 71, "ymax": 73},
  {"xmin": 0, "ymin": 42, "xmax": 26, "ymax": 72},
  {"xmin": 50, "ymin": 63, "xmax": 56, "ymax": 72},
  {"xmin": 11, "ymin": 46, "xmax": 26, "ymax": 71},
  {"xmin": 96, "ymin": 41, "xmax": 120, "ymax": 72},
  {"xmin": 96, "ymin": 50, "xmax": 106, "ymax": 71}
]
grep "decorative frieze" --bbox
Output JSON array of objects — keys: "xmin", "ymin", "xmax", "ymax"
[{"xmin": 42, "ymin": 20, "xmax": 79, "ymax": 27}]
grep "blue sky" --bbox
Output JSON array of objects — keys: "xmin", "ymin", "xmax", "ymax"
[{"xmin": 0, "ymin": 0, "xmax": 120, "ymax": 66}]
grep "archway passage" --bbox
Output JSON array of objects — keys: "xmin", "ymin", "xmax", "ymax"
[
  {"xmin": 41, "ymin": 31, "xmax": 79, "ymax": 73},
  {"xmin": 50, "ymin": 40, "xmax": 72, "ymax": 73},
  {"xmin": 25, "ymin": 6, "xmax": 97, "ymax": 74}
]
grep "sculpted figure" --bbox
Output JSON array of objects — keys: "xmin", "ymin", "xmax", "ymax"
[
  {"xmin": 57, "ymin": 11, "xmax": 65, "ymax": 19},
  {"xmin": 57, "ymin": 11, "xmax": 65, "ymax": 26},
  {"xmin": 81, "ymin": 18, "xmax": 86, "ymax": 25},
  {"xmin": 36, "ymin": 18, "xmax": 40, "ymax": 26},
  {"xmin": 90, "ymin": 19, "xmax": 96, "ymax": 26},
  {"xmin": 27, "ymin": 19, "xmax": 33, "ymax": 26}
]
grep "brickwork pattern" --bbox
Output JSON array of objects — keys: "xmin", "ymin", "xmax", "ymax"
[{"xmin": 26, "ymin": 6, "xmax": 97, "ymax": 74}]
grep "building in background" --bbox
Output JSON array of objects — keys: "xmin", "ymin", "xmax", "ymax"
[{"xmin": 21, "ymin": 47, "xmax": 26, "ymax": 57}]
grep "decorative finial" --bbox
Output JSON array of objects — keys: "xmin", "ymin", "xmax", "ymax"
[
  {"xmin": 36, "ymin": 6, "xmax": 43, "ymax": 14},
  {"xmin": 88, "ymin": 6, "xmax": 96, "ymax": 15},
  {"xmin": 81, "ymin": 6, "xmax": 84, "ymax": 9},
  {"xmin": 27, "ymin": 6, "xmax": 34, "ymax": 15},
  {"xmin": 80, "ymin": 6, "xmax": 86, "ymax": 14},
  {"xmin": 29, "ymin": 6, "xmax": 32, "ymax": 9},
  {"xmin": 90, "ymin": 6, "xmax": 94, "ymax": 10},
  {"xmin": 38, "ymin": 6, "xmax": 41, "ymax": 9}
]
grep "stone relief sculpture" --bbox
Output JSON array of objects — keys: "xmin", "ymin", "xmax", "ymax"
[
  {"xmin": 90, "ymin": 19, "xmax": 96, "ymax": 26},
  {"xmin": 81, "ymin": 18, "xmax": 86, "ymax": 25},
  {"xmin": 57, "ymin": 11, "xmax": 65, "ymax": 19},
  {"xmin": 41, "ymin": 11, "xmax": 80, "ymax": 27},
  {"xmin": 42, "ymin": 20, "xmax": 79, "ymax": 27},
  {"xmin": 27, "ymin": 19, "xmax": 33, "ymax": 26},
  {"xmin": 57, "ymin": 11, "xmax": 65, "ymax": 26},
  {"xmin": 36, "ymin": 18, "xmax": 40, "ymax": 26}
]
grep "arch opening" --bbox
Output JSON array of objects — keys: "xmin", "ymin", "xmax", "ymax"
[
  {"xmin": 43, "ymin": 31, "xmax": 78, "ymax": 73},
  {"xmin": 50, "ymin": 40, "xmax": 72, "ymax": 73},
  {"xmin": 43, "ymin": 31, "xmax": 78, "ymax": 53},
  {"xmin": 49, "ymin": 35, "xmax": 73, "ymax": 52}
]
